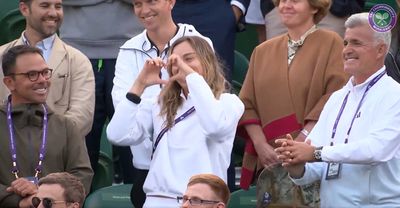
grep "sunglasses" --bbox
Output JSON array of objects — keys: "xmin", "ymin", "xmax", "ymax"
[{"xmin": 32, "ymin": 196, "xmax": 66, "ymax": 208}]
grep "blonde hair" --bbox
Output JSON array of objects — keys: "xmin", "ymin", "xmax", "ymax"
[
  {"xmin": 272, "ymin": 0, "xmax": 331, "ymax": 23},
  {"xmin": 159, "ymin": 36, "xmax": 226, "ymax": 129},
  {"xmin": 187, "ymin": 174, "xmax": 230, "ymax": 205}
]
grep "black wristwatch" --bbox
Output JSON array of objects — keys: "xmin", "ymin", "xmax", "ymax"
[
  {"xmin": 126, "ymin": 92, "xmax": 141, "ymax": 104},
  {"xmin": 313, "ymin": 146, "xmax": 323, "ymax": 162}
]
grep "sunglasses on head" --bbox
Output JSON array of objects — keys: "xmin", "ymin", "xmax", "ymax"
[{"xmin": 32, "ymin": 196, "xmax": 66, "ymax": 208}]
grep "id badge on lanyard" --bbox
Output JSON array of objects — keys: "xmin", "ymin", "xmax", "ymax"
[
  {"xmin": 326, "ymin": 162, "xmax": 341, "ymax": 180},
  {"xmin": 325, "ymin": 71, "xmax": 385, "ymax": 180},
  {"xmin": 25, "ymin": 176, "xmax": 39, "ymax": 184}
]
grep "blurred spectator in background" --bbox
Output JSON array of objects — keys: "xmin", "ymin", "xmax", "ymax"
[
  {"xmin": 245, "ymin": 0, "xmax": 266, "ymax": 43},
  {"xmin": 385, "ymin": 0, "xmax": 400, "ymax": 83}
]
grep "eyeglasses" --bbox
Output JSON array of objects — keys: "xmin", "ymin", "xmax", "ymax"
[
  {"xmin": 8, "ymin": 68, "xmax": 53, "ymax": 82},
  {"xmin": 32, "ymin": 197, "xmax": 66, "ymax": 208},
  {"xmin": 177, "ymin": 196, "xmax": 221, "ymax": 206}
]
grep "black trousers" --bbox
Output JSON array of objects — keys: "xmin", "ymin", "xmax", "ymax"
[{"xmin": 130, "ymin": 167, "xmax": 149, "ymax": 208}]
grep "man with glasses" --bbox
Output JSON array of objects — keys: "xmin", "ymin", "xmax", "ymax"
[
  {"xmin": 178, "ymin": 174, "xmax": 230, "ymax": 208},
  {"xmin": 0, "ymin": 0, "xmax": 94, "ymax": 137},
  {"xmin": 0, "ymin": 45, "xmax": 92, "ymax": 208},
  {"xmin": 32, "ymin": 172, "xmax": 85, "ymax": 208}
]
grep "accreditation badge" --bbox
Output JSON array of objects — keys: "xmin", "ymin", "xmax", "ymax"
[
  {"xmin": 25, "ymin": 176, "xmax": 38, "ymax": 184},
  {"xmin": 325, "ymin": 162, "xmax": 341, "ymax": 180}
]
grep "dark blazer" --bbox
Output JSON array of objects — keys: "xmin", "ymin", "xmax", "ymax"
[{"xmin": 385, "ymin": 19, "xmax": 400, "ymax": 83}]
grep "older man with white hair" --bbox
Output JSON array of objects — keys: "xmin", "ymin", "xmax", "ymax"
[{"xmin": 275, "ymin": 12, "xmax": 400, "ymax": 207}]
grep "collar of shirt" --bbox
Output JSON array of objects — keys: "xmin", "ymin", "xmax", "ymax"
[
  {"xmin": 142, "ymin": 24, "xmax": 179, "ymax": 57},
  {"xmin": 22, "ymin": 33, "xmax": 56, "ymax": 62},
  {"xmin": 346, "ymin": 66, "xmax": 386, "ymax": 92}
]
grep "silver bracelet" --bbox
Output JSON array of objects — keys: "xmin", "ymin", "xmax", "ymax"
[{"xmin": 300, "ymin": 129, "xmax": 309, "ymax": 137}]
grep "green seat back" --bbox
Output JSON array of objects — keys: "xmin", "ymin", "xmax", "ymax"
[
  {"xmin": 232, "ymin": 50, "xmax": 249, "ymax": 94},
  {"xmin": 0, "ymin": 0, "xmax": 25, "ymax": 45},
  {"xmin": 100, "ymin": 123, "xmax": 113, "ymax": 159},
  {"xmin": 90, "ymin": 124, "xmax": 114, "ymax": 193},
  {"xmin": 84, "ymin": 184, "xmax": 134, "ymax": 208},
  {"xmin": 228, "ymin": 186, "xmax": 257, "ymax": 208},
  {"xmin": 364, "ymin": 0, "xmax": 398, "ymax": 11},
  {"xmin": 90, "ymin": 151, "xmax": 114, "ymax": 192}
]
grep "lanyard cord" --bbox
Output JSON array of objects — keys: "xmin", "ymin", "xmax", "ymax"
[
  {"xmin": 330, "ymin": 71, "xmax": 386, "ymax": 146},
  {"xmin": 7, "ymin": 98, "xmax": 48, "ymax": 179},
  {"xmin": 151, "ymin": 106, "xmax": 195, "ymax": 159}
]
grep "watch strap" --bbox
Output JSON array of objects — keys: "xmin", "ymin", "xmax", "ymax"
[{"xmin": 126, "ymin": 92, "xmax": 141, "ymax": 104}]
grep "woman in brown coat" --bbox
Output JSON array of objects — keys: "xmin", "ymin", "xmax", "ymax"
[{"xmin": 238, "ymin": 0, "xmax": 348, "ymax": 206}]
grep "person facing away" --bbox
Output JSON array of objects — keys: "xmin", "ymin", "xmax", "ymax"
[
  {"xmin": 178, "ymin": 174, "xmax": 230, "ymax": 208},
  {"xmin": 32, "ymin": 172, "xmax": 85, "ymax": 208},
  {"xmin": 0, "ymin": 45, "xmax": 93, "ymax": 208},
  {"xmin": 0, "ymin": 0, "xmax": 95, "ymax": 136},
  {"xmin": 237, "ymin": 0, "xmax": 348, "ymax": 206},
  {"xmin": 275, "ymin": 12, "xmax": 400, "ymax": 207},
  {"xmin": 107, "ymin": 36, "xmax": 244, "ymax": 207},
  {"xmin": 111, "ymin": 0, "xmax": 213, "ymax": 207}
]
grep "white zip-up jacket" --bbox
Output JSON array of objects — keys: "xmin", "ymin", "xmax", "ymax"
[{"xmin": 110, "ymin": 24, "xmax": 213, "ymax": 169}]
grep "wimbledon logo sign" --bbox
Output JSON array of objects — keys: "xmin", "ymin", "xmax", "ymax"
[{"xmin": 368, "ymin": 4, "xmax": 397, "ymax": 32}]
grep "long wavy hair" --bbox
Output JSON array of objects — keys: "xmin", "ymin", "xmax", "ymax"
[{"xmin": 158, "ymin": 36, "xmax": 227, "ymax": 129}]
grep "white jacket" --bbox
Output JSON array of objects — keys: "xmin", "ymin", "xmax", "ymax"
[
  {"xmin": 107, "ymin": 73, "xmax": 244, "ymax": 198},
  {"xmin": 293, "ymin": 67, "xmax": 400, "ymax": 207},
  {"xmin": 110, "ymin": 24, "xmax": 213, "ymax": 169}
]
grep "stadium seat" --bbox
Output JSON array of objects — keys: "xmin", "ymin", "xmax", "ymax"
[
  {"xmin": 84, "ymin": 184, "xmax": 134, "ymax": 208},
  {"xmin": 232, "ymin": 50, "xmax": 249, "ymax": 94},
  {"xmin": 234, "ymin": 24, "xmax": 259, "ymax": 59},
  {"xmin": 228, "ymin": 186, "xmax": 257, "ymax": 208},
  {"xmin": 0, "ymin": 0, "xmax": 25, "ymax": 45},
  {"xmin": 364, "ymin": 0, "xmax": 397, "ymax": 11},
  {"xmin": 90, "ymin": 124, "xmax": 114, "ymax": 193},
  {"xmin": 90, "ymin": 151, "xmax": 114, "ymax": 192}
]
